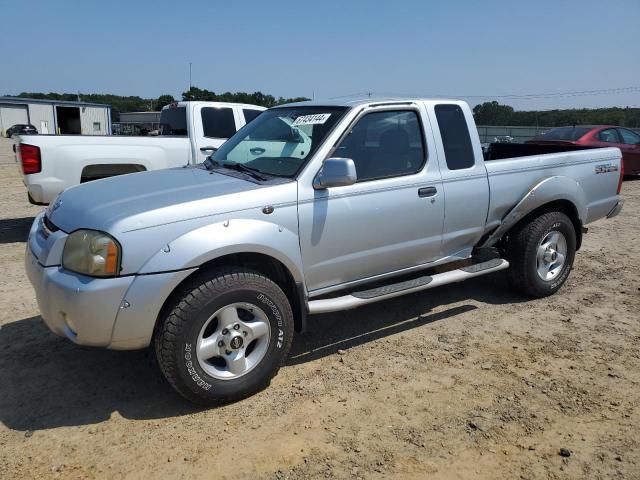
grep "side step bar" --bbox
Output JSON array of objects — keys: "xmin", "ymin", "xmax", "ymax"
[{"xmin": 307, "ymin": 258, "xmax": 509, "ymax": 314}]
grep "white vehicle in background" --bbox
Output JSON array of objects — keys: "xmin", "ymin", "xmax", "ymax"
[{"xmin": 14, "ymin": 101, "xmax": 265, "ymax": 204}]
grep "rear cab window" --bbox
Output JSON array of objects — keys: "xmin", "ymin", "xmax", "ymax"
[
  {"xmin": 243, "ymin": 109, "xmax": 263, "ymax": 125},
  {"xmin": 201, "ymin": 107, "xmax": 236, "ymax": 138},
  {"xmin": 434, "ymin": 104, "xmax": 475, "ymax": 170},
  {"xmin": 159, "ymin": 106, "xmax": 187, "ymax": 136}
]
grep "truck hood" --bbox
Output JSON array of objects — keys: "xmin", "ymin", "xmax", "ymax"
[{"xmin": 47, "ymin": 167, "xmax": 290, "ymax": 233}]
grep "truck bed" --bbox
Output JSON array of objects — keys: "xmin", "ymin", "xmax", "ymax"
[
  {"xmin": 17, "ymin": 134, "xmax": 191, "ymax": 204},
  {"xmin": 484, "ymin": 142, "xmax": 596, "ymax": 161},
  {"xmin": 484, "ymin": 146, "xmax": 621, "ymax": 232}
]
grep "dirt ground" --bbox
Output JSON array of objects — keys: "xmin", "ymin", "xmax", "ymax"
[{"xmin": 0, "ymin": 136, "xmax": 639, "ymax": 479}]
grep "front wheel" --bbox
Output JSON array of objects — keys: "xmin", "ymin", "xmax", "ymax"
[
  {"xmin": 155, "ymin": 268, "xmax": 294, "ymax": 405},
  {"xmin": 505, "ymin": 211, "xmax": 576, "ymax": 298}
]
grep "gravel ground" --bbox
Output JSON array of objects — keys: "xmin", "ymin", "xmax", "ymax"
[{"xmin": 1, "ymin": 137, "xmax": 639, "ymax": 479}]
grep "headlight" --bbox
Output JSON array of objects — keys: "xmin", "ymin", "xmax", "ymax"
[{"xmin": 62, "ymin": 230, "xmax": 121, "ymax": 277}]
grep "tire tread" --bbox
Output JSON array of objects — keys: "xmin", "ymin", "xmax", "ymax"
[
  {"xmin": 505, "ymin": 211, "xmax": 575, "ymax": 298},
  {"xmin": 154, "ymin": 268, "xmax": 293, "ymax": 405}
]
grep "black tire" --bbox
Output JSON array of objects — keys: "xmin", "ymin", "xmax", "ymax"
[
  {"xmin": 504, "ymin": 211, "xmax": 576, "ymax": 298},
  {"xmin": 155, "ymin": 268, "xmax": 294, "ymax": 405}
]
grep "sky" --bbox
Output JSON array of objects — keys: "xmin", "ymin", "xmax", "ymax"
[{"xmin": 1, "ymin": 0, "xmax": 639, "ymax": 111}]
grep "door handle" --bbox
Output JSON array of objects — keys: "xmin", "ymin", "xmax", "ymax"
[
  {"xmin": 250, "ymin": 147, "xmax": 266, "ymax": 155},
  {"xmin": 200, "ymin": 146, "xmax": 218, "ymax": 153},
  {"xmin": 418, "ymin": 186, "xmax": 438, "ymax": 198}
]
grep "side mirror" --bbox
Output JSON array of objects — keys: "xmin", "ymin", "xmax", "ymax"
[{"xmin": 313, "ymin": 157, "xmax": 357, "ymax": 189}]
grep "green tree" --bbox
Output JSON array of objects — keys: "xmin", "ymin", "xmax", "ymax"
[
  {"xmin": 156, "ymin": 94, "xmax": 175, "ymax": 110},
  {"xmin": 472, "ymin": 101, "xmax": 515, "ymax": 125},
  {"xmin": 181, "ymin": 87, "xmax": 217, "ymax": 101},
  {"xmin": 178, "ymin": 86, "xmax": 310, "ymax": 107}
]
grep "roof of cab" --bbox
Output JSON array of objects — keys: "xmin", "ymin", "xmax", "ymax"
[
  {"xmin": 281, "ymin": 96, "xmax": 462, "ymax": 108},
  {"xmin": 169, "ymin": 101, "xmax": 267, "ymax": 110}
]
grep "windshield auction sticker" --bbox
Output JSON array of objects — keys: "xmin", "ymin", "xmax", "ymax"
[{"xmin": 292, "ymin": 113, "xmax": 331, "ymax": 126}]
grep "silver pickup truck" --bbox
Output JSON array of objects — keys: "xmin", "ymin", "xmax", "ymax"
[{"xmin": 25, "ymin": 98, "xmax": 624, "ymax": 404}]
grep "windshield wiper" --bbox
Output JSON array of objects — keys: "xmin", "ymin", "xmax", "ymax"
[
  {"xmin": 224, "ymin": 163, "xmax": 268, "ymax": 181},
  {"xmin": 203, "ymin": 157, "xmax": 220, "ymax": 171},
  {"xmin": 204, "ymin": 157, "xmax": 270, "ymax": 181},
  {"xmin": 213, "ymin": 161, "xmax": 267, "ymax": 181}
]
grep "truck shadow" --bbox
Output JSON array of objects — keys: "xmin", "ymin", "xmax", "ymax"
[
  {"xmin": 0, "ymin": 316, "xmax": 199, "ymax": 432},
  {"xmin": 288, "ymin": 272, "xmax": 524, "ymax": 364},
  {"xmin": 0, "ymin": 273, "xmax": 526, "ymax": 432},
  {"xmin": 0, "ymin": 217, "xmax": 34, "ymax": 244}
]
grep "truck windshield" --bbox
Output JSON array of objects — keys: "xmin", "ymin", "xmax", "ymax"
[
  {"xmin": 159, "ymin": 107, "xmax": 187, "ymax": 136},
  {"xmin": 211, "ymin": 106, "xmax": 348, "ymax": 177}
]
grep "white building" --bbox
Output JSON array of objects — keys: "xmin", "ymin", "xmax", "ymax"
[{"xmin": 0, "ymin": 96, "xmax": 111, "ymax": 136}]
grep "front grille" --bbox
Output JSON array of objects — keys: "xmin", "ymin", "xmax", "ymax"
[{"xmin": 42, "ymin": 215, "xmax": 59, "ymax": 238}]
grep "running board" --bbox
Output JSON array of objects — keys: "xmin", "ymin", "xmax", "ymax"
[{"xmin": 307, "ymin": 258, "xmax": 509, "ymax": 314}]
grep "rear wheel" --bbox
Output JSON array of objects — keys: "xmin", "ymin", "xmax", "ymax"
[
  {"xmin": 505, "ymin": 211, "xmax": 576, "ymax": 298},
  {"xmin": 155, "ymin": 268, "xmax": 294, "ymax": 405}
]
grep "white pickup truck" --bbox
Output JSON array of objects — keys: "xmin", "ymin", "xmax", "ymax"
[{"xmin": 14, "ymin": 101, "xmax": 265, "ymax": 204}]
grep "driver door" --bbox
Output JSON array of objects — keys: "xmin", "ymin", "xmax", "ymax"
[{"xmin": 298, "ymin": 106, "xmax": 445, "ymax": 294}]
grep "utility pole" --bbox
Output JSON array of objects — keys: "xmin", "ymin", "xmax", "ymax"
[{"xmin": 189, "ymin": 62, "xmax": 192, "ymax": 90}]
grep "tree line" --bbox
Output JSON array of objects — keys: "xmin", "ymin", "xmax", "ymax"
[
  {"xmin": 473, "ymin": 101, "xmax": 640, "ymax": 128},
  {"xmin": 8, "ymin": 88, "xmax": 310, "ymax": 121},
  {"xmin": 6, "ymin": 92, "xmax": 640, "ymax": 127}
]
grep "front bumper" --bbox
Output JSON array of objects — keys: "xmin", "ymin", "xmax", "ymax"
[
  {"xmin": 25, "ymin": 245, "xmax": 196, "ymax": 349},
  {"xmin": 25, "ymin": 246, "xmax": 134, "ymax": 346},
  {"xmin": 606, "ymin": 199, "xmax": 624, "ymax": 219},
  {"xmin": 25, "ymin": 212, "xmax": 199, "ymax": 349}
]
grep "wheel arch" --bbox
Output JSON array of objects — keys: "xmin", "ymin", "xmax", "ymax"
[
  {"xmin": 80, "ymin": 163, "xmax": 146, "ymax": 182},
  {"xmin": 483, "ymin": 176, "xmax": 587, "ymax": 250},
  {"xmin": 502, "ymin": 199, "xmax": 584, "ymax": 250},
  {"xmin": 155, "ymin": 251, "xmax": 307, "ymax": 337}
]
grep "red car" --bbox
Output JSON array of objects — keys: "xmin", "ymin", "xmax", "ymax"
[{"xmin": 527, "ymin": 125, "xmax": 640, "ymax": 176}]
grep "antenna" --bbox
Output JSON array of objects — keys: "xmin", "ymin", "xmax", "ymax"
[{"xmin": 189, "ymin": 62, "xmax": 192, "ymax": 90}]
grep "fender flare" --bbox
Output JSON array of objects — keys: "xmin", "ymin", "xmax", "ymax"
[
  {"xmin": 137, "ymin": 218, "xmax": 305, "ymax": 284},
  {"xmin": 482, "ymin": 175, "xmax": 587, "ymax": 247}
]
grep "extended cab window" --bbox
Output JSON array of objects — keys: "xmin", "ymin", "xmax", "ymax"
[
  {"xmin": 159, "ymin": 106, "xmax": 187, "ymax": 136},
  {"xmin": 202, "ymin": 107, "xmax": 236, "ymax": 138},
  {"xmin": 335, "ymin": 110, "xmax": 425, "ymax": 182},
  {"xmin": 435, "ymin": 104, "xmax": 475, "ymax": 170},
  {"xmin": 243, "ymin": 109, "xmax": 262, "ymax": 124}
]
